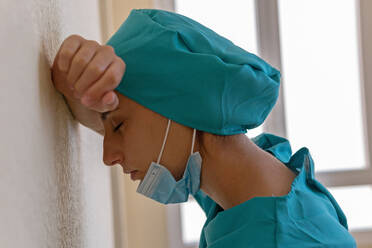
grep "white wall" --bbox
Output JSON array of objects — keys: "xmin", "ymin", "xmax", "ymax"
[{"xmin": 0, "ymin": 0, "xmax": 115, "ymax": 247}]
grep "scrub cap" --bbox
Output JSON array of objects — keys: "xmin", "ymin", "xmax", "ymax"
[{"xmin": 107, "ymin": 9, "xmax": 280, "ymax": 135}]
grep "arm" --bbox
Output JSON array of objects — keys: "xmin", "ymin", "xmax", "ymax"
[
  {"xmin": 63, "ymin": 94, "xmax": 104, "ymax": 135},
  {"xmin": 51, "ymin": 34, "xmax": 125, "ymax": 136}
]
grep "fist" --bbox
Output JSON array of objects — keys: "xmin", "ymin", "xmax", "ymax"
[{"xmin": 51, "ymin": 34, "xmax": 125, "ymax": 112}]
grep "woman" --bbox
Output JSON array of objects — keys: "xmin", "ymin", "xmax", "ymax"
[{"xmin": 51, "ymin": 9, "xmax": 356, "ymax": 247}]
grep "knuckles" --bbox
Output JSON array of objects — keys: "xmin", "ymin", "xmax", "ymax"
[
  {"xmin": 74, "ymin": 56, "xmax": 90, "ymax": 68},
  {"xmin": 59, "ymin": 48, "xmax": 75, "ymax": 64},
  {"xmin": 66, "ymin": 34, "xmax": 83, "ymax": 42},
  {"xmin": 60, "ymin": 35, "xmax": 83, "ymax": 58},
  {"xmin": 113, "ymin": 62, "xmax": 125, "ymax": 82},
  {"xmin": 106, "ymin": 73, "xmax": 119, "ymax": 88},
  {"xmin": 87, "ymin": 64, "xmax": 105, "ymax": 77},
  {"xmin": 52, "ymin": 35, "xmax": 126, "ymax": 106},
  {"xmin": 84, "ymin": 39, "xmax": 100, "ymax": 48},
  {"xmin": 101, "ymin": 45, "xmax": 115, "ymax": 53},
  {"xmin": 116, "ymin": 57, "xmax": 126, "ymax": 71}
]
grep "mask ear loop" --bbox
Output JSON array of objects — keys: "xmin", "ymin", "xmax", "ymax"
[
  {"xmin": 157, "ymin": 119, "xmax": 172, "ymax": 164},
  {"xmin": 190, "ymin": 129, "xmax": 196, "ymax": 155}
]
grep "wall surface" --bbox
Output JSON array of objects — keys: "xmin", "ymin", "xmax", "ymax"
[{"xmin": 0, "ymin": 0, "xmax": 115, "ymax": 247}]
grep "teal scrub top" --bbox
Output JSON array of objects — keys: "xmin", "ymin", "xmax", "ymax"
[{"xmin": 193, "ymin": 133, "xmax": 357, "ymax": 248}]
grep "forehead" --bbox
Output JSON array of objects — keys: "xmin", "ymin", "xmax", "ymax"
[{"xmin": 100, "ymin": 93, "xmax": 151, "ymax": 122}]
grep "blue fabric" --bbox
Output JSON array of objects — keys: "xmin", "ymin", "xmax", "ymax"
[
  {"xmin": 136, "ymin": 152, "xmax": 202, "ymax": 204},
  {"xmin": 106, "ymin": 9, "xmax": 280, "ymax": 135},
  {"xmin": 194, "ymin": 133, "xmax": 356, "ymax": 247}
]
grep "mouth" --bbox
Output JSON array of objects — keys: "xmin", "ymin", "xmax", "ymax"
[
  {"xmin": 121, "ymin": 165, "xmax": 139, "ymax": 181},
  {"xmin": 130, "ymin": 170, "xmax": 139, "ymax": 180}
]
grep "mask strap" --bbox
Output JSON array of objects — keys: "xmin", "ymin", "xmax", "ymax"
[
  {"xmin": 157, "ymin": 120, "xmax": 197, "ymax": 164},
  {"xmin": 190, "ymin": 128, "xmax": 196, "ymax": 155},
  {"xmin": 157, "ymin": 119, "xmax": 172, "ymax": 164}
]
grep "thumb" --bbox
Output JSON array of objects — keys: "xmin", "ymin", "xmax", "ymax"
[{"xmin": 91, "ymin": 91, "xmax": 119, "ymax": 113}]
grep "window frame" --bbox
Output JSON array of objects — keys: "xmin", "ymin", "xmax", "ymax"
[
  {"xmin": 166, "ymin": 0, "xmax": 372, "ymax": 247},
  {"xmin": 257, "ymin": 1, "xmax": 372, "ymax": 245}
]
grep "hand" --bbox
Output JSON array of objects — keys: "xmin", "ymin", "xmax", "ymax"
[{"xmin": 51, "ymin": 34, "xmax": 125, "ymax": 112}]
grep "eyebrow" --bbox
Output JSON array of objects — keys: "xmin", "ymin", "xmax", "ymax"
[
  {"xmin": 101, "ymin": 110, "xmax": 113, "ymax": 121},
  {"xmin": 101, "ymin": 107, "xmax": 121, "ymax": 121}
]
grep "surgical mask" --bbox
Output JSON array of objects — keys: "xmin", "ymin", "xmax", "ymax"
[{"xmin": 136, "ymin": 119, "xmax": 202, "ymax": 204}]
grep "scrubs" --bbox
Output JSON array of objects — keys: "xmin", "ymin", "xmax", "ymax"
[
  {"xmin": 106, "ymin": 10, "xmax": 356, "ymax": 246},
  {"xmin": 194, "ymin": 133, "xmax": 357, "ymax": 247}
]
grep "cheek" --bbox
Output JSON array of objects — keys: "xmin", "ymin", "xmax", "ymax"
[{"xmin": 122, "ymin": 124, "xmax": 160, "ymax": 172}]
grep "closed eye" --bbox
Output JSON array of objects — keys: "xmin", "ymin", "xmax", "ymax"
[{"xmin": 113, "ymin": 122, "xmax": 123, "ymax": 132}]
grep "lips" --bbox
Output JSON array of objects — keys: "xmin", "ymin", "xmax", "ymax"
[
  {"xmin": 130, "ymin": 170, "xmax": 139, "ymax": 180},
  {"xmin": 120, "ymin": 164, "xmax": 139, "ymax": 180},
  {"xmin": 123, "ymin": 169, "xmax": 134, "ymax": 174}
]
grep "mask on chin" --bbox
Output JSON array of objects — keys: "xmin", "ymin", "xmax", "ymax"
[{"xmin": 136, "ymin": 119, "xmax": 202, "ymax": 204}]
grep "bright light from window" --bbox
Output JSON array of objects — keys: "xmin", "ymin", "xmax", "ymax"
[
  {"xmin": 175, "ymin": 0, "xmax": 257, "ymax": 54},
  {"xmin": 180, "ymin": 199, "xmax": 206, "ymax": 245},
  {"xmin": 329, "ymin": 185, "xmax": 372, "ymax": 230},
  {"xmin": 278, "ymin": 0, "xmax": 366, "ymax": 172}
]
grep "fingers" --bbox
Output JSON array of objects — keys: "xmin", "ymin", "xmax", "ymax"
[
  {"xmin": 73, "ymin": 45, "xmax": 116, "ymax": 98},
  {"xmin": 56, "ymin": 35, "xmax": 84, "ymax": 72},
  {"xmin": 51, "ymin": 34, "xmax": 125, "ymax": 114},
  {"xmin": 81, "ymin": 57, "xmax": 125, "ymax": 107},
  {"xmin": 66, "ymin": 40, "xmax": 99, "ymax": 90}
]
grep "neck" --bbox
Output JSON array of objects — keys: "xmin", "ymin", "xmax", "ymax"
[{"xmin": 198, "ymin": 133, "xmax": 296, "ymax": 210}]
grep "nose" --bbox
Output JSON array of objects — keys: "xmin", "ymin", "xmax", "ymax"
[{"xmin": 102, "ymin": 135, "xmax": 123, "ymax": 166}]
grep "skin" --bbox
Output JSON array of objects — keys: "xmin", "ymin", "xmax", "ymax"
[
  {"xmin": 51, "ymin": 34, "xmax": 297, "ymax": 210},
  {"xmin": 102, "ymin": 92, "xmax": 297, "ymax": 210}
]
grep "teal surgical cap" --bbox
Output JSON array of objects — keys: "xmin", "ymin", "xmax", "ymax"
[{"xmin": 106, "ymin": 9, "xmax": 281, "ymax": 135}]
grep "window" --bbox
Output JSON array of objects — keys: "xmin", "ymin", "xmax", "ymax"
[
  {"xmin": 329, "ymin": 185, "xmax": 372, "ymax": 230},
  {"xmin": 276, "ymin": 1, "xmax": 372, "ymax": 243},
  {"xmin": 278, "ymin": 0, "xmax": 366, "ymax": 172},
  {"xmin": 167, "ymin": 0, "xmax": 372, "ymax": 247},
  {"xmin": 180, "ymin": 198, "xmax": 206, "ymax": 245}
]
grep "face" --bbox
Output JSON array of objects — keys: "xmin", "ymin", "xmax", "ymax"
[{"xmin": 101, "ymin": 91, "xmax": 169, "ymax": 181}]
